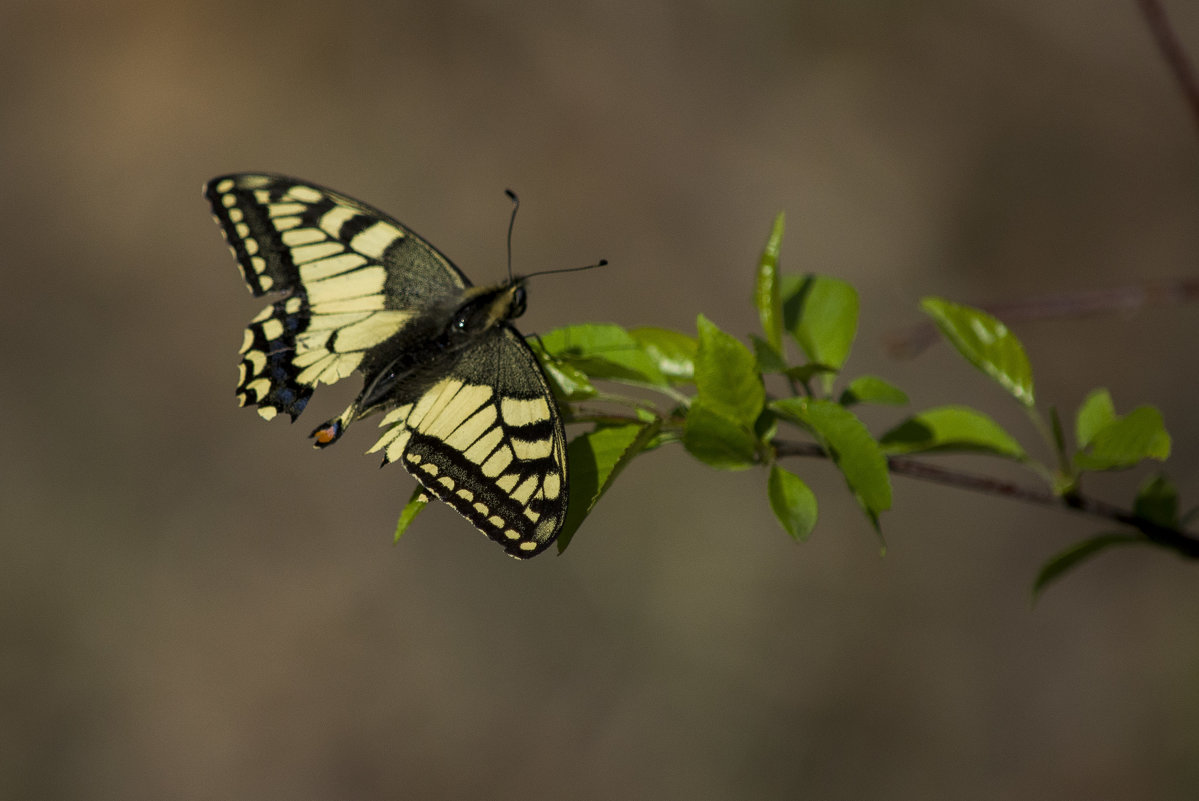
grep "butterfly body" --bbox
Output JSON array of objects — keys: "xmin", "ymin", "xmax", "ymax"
[{"xmin": 205, "ymin": 174, "xmax": 567, "ymax": 558}]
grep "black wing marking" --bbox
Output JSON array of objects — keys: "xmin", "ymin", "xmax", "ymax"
[
  {"xmin": 205, "ymin": 173, "xmax": 471, "ymax": 421},
  {"xmin": 367, "ymin": 328, "xmax": 568, "ymax": 558}
]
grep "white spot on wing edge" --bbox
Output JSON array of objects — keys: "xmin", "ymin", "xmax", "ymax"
[
  {"xmin": 245, "ymin": 378, "xmax": 272, "ymax": 400},
  {"xmin": 261, "ymin": 319, "xmax": 284, "ymax": 341},
  {"xmin": 243, "ymin": 350, "xmax": 266, "ymax": 375}
]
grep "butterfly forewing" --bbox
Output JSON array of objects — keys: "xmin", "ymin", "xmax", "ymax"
[
  {"xmin": 206, "ymin": 174, "xmax": 469, "ymax": 421},
  {"xmin": 206, "ymin": 173, "xmax": 570, "ymax": 558}
]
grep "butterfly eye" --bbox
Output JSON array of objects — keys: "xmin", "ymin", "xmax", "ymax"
[{"xmin": 511, "ymin": 286, "xmax": 527, "ymax": 318}]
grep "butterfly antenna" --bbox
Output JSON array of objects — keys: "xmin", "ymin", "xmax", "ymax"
[
  {"xmin": 504, "ymin": 189, "xmax": 519, "ymax": 281},
  {"xmin": 504, "ymin": 188, "xmax": 607, "ymax": 278},
  {"xmin": 526, "ymin": 259, "xmax": 609, "ymax": 278}
]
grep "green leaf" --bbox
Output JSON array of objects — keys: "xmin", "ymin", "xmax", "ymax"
[
  {"xmin": 920, "ymin": 297, "xmax": 1035, "ymax": 406},
  {"xmin": 1049, "ymin": 405, "xmax": 1068, "ymax": 469},
  {"xmin": 1075, "ymin": 388, "xmax": 1117, "ymax": 449},
  {"xmin": 694, "ymin": 314, "xmax": 765, "ymax": 426},
  {"xmin": 1032, "ymin": 533, "xmax": 1143, "ymax": 601},
  {"xmin": 755, "ymin": 212, "xmax": 786, "ymax": 351},
  {"xmin": 682, "ymin": 400, "xmax": 759, "ymax": 471},
  {"xmin": 557, "ymin": 421, "xmax": 661, "ymax": 553},
  {"xmin": 1134, "ymin": 474, "xmax": 1179, "ymax": 528},
  {"xmin": 768, "ymin": 463, "xmax": 818, "ymax": 541},
  {"xmin": 1073, "ymin": 405, "xmax": 1171, "ymax": 471},
  {"xmin": 540, "ymin": 323, "xmax": 668, "ymax": 386},
  {"xmin": 772, "ymin": 397, "xmax": 892, "ymax": 523},
  {"xmin": 839, "ymin": 375, "xmax": 909, "ymax": 407},
  {"xmin": 750, "ymin": 334, "xmax": 789, "ymax": 374},
  {"xmin": 1050, "ymin": 471, "xmax": 1077, "ymax": 497},
  {"xmin": 784, "ymin": 363, "xmax": 837, "ymax": 385},
  {"xmin": 628, "ymin": 326, "xmax": 697, "ymax": 382},
  {"xmin": 394, "ymin": 486, "xmax": 429, "ymax": 543},
  {"xmin": 879, "ymin": 405, "xmax": 1026, "ymax": 459},
  {"xmin": 529, "ymin": 338, "xmax": 598, "ymax": 402},
  {"xmin": 754, "ymin": 407, "xmax": 778, "ymax": 446},
  {"xmin": 782, "ymin": 274, "xmax": 860, "ymax": 374}
]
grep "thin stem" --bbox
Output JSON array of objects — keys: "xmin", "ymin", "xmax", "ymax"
[
  {"xmin": 1136, "ymin": 0, "xmax": 1199, "ymax": 138},
  {"xmin": 1020, "ymin": 406, "xmax": 1066, "ymax": 486},
  {"xmin": 772, "ymin": 438, "xmax": 1199, "ymax": 558},
  {"xmin": 886, "ymin": 279, "xmax": 1199, "ymax": 359}
]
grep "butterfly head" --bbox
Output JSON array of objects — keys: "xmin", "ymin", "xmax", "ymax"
[{"xmin": 450, "ymin": 279, "xmax": 529, "ymax": 337}]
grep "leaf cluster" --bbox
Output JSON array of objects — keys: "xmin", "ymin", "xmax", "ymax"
[{"xmin": 397, "ymin": 213, "xmax": 1192, "ymax": 594}]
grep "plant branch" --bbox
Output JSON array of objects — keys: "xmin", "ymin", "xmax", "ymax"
[
  {"xmin": 886, "ymin": 278, "xmax": 1199, "ymax": 359},
  {"xmin": 1136, "ymin": 0, "xmax": 1199, "ymax": 137},
  {"xmin": 773, "ymin": 438, "xmax": 1199, "ymax": 558}
]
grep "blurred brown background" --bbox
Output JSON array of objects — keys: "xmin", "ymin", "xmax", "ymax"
[{"xmin": 3, "ymin": 1, "xmax": 1198, "ymax": 798}]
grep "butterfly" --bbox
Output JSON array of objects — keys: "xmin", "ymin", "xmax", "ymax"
[{"xmin": 205, "ymin": 173, "xmax": 594, "ymax": 558}]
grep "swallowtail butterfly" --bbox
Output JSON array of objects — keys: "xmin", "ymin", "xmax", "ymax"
[{"xmin": 205, "ymin": 173, "xmax": 581, "ymax": 558}]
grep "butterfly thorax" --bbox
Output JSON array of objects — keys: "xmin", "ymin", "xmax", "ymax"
[
  {"xmin": 311, "ymin": 279, "xmax": 530, "ymax": 447},
  {"xmin": 448, "ymin": 280, "xmax": 527, "ymax": 336}
]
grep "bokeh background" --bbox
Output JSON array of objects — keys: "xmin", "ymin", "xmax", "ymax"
[{"xmin": 3, "ymin": 1, "xmax": 1198, "ymax": 798}]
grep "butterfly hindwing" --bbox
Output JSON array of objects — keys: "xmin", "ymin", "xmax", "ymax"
[
  {"xmin": 205, "ymin": 173, "xmax": 469, "ymax": 421},
  {"xmin": 368, "ymin": 327, "xmax": 568, "ymax": 557}
]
